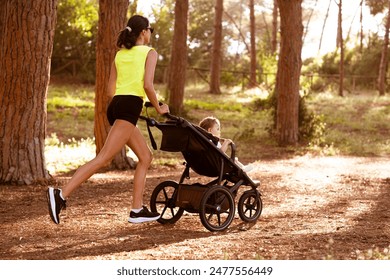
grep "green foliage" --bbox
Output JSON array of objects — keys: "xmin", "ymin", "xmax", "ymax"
[
  {"xmin": 52, "ymin": 0, "xmax": 98, "ymax": 82},
  {"xmin": 151, "ymin": 0, "xmax": 174, "ymax": 59},
  {"xmin": 349, "ymin": 35, "xmax": 382, "ymax": 80},
  {"xmin": 257, "ymin": 51, "xmax": 278, "ymax": 88},
  {"xmin": 298, "ymin": 94, "xmax": 326, "ymax": 146},
  {"xmin": 301, "ymin": 34, "xmax": 383, "ymax": 92},
  {"xmin": 187, "ymin": 0, "xmax": 214, "ymax": 68}
]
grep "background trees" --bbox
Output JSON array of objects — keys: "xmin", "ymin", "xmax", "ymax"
[
  {"xmin": 2, "ymin": 0, "xmax": 389, "ymax": 185},
  {"xmin": 51, "ymin": 0, "xmax": 98, "ymax": 82}
]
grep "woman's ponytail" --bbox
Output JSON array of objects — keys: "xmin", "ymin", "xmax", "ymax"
[{"xmin": 116, "ymin": 15, "xmax": 149, "ymax": 49}]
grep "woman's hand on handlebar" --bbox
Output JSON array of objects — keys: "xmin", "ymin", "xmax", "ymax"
[{"xmin": 157, "ymin": 103, "xmax": 170, "ymax": 115}]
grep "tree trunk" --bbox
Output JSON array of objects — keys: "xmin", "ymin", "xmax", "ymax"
[
  {"xmin": 377, "ymin": 0, "xmax": 390, "ymax": 96},
  {"xmin": 167, "ymin": 0, "xmax": 188, "ymax": 115},
  {"xmin": 209, "ymin": 0, "xmax": 223, "ymax": 94},
  {"xmin": 95, "ymin": 0, "xmax": 135, "ymax": 169},
  {"xmin": 0, "ymin": 0, "xmax": 6, "ymax": 45},
  {"xmin": 275, "ymin": 0, "xmax": 303, "ymax": 146},
  {"xmin": 360, "ymin": 0, "xmax": 364, "ymax": 53},
  {"xmin": 271, "ymin": 0, "xmax": 278, "ymax": 54},
  {"xmin": 249, "ymin": 0, "xmax": 257, "ymax": 88},
  {"xmin": 337, "ymin": 0, "xmax": 345, "ymax": 97},
  {"xmin": 0, "ymin": 0, "xmax": 58, "ymax": 185}
]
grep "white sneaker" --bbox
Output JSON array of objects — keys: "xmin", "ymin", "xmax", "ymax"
[{"xmin": 128, "ymin": 206, "xmax": 160, "ymax": 223}]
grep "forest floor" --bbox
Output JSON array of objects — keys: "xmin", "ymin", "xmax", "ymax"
[{"xmin": 1, "ymin": 154, "xmax": 389, "ymax": 260}]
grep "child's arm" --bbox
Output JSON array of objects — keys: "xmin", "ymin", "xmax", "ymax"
[{"xmin": 220, "ymin": 138, "xmax": 233, "ymax": 153}]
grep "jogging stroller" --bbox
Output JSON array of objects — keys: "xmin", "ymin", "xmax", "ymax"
[{"xmin": 140, "ymin": 102, "xmax": 263, "ymax": 231}]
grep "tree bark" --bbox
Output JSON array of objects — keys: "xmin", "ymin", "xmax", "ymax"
[
  {"xmin": 209, "ymin": 0, "xmax": 223, "ymax": 94},
  {"xmin": 360, "ymin": 0, "xmax": 364, "ymax": 53},
  {"xmin": 337, "ymin": 0, "xmax": 345, "ymax": 97},
  {"xmin": 271, "ymin": 0, "xmax": 278, "ymax": 54},
  {"xmin": 0, "ymin": 0, "xmax": 58, "ymax": 185},
  {"xmin": 249, "ymin": 0, "xmax": 257, "ymax": 88},
  {"xmin": 377, "ymin": 0, "xmax": 390, "ymax": 96},
  {"xmin": 167, "ymin": 0, "xmax": 189, "ymax": 114},
  {"xmin": 275, "ymin": 0, "xmax": 303, "ymax": 146},
  {"xmin": 0, "ymin": 0, "xmax": 6, "ymax": 45},
  {"xmin": 95, "ymin": 0, "xmax": 135, "ymax": 169}
]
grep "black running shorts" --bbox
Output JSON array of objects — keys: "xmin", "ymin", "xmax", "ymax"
[{"xmin": 107, "ymin": 95, "xmax": 143, "ymax": 126}]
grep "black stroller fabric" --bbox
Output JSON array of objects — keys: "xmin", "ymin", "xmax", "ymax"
[{"xmin": 157, "ymin": 120, "xmax": 236, "ymax": 178}]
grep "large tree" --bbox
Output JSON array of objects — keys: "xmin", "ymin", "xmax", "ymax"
[
  {"xmin": 248, "ymin": 0, "xmax": 257, "ymax": 87},
  {"xmin": 275, "ymin": 0, "xmax": 303, "ymax": 146},
  {"xmin": 0, "ymin": 0, "xmax": 6, "ymax": 44},
  {"xmin": 167, "ymin": 0, "xmax": 189, "ymax": 115},
  {"xmin": 337, "ymin": 0, "xmax": 345, "ymax": 97},
  {"xmin": 377, "ymin": 0, "xmax": 390, "ymax": 96},
  {"xmin": 366, "ymin": 0, "xmax": 390, "ymax": 96},
  {"xmin": 0, "ymin": 0, "xmax": 58, "ymax": 184},
  {"xmin": 209, "ymin": 0, "xmax": 223, "ymax": 94},
  {"xmin": 271, "ymin": 0, "xmax": 278, "ymax": 54},
  {"xmin": 94, "ymin": 0, "xmax": 133, "ymax": 169}
]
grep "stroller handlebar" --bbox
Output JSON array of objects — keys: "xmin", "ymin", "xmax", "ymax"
[{"xmin": 143, "ymin": 101, "xmax": 182, "ymax": 121}]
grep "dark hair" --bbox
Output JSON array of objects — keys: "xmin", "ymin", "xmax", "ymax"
[{"xmin": 116, "ymin": 15, "xmax": 150, "ymax": 49}]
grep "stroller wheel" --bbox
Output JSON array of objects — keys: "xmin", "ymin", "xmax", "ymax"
[
  {"xmin": 150, "ymin": 180, "xmax": 184, "ymax": 224},
  {"xmin": 199, "ymin": 185, "xmax": 235, "ymax": 232},
  {"xmin": 238, "ymin": 190, "xmax": 262, "ymax": 222}
]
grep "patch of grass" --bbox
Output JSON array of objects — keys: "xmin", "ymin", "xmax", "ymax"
[
  {"xmin": 306, "ymin": 92, "xmax": 390, "ymax": 156},
  {"xmin": 47, "ymin": 83, "xmax": 95, "ymax": 141},
  {"xmin": 45, "ymin": 133, "xmax": 95, "ymax": 175}
]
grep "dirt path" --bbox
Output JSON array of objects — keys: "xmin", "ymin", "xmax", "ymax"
[{"xmin": 0, "ymin": 156, "xmax": 389, "ymax": 260}]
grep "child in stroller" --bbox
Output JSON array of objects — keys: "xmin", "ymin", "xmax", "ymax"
[
  {"xmin": 199, "ymin": 116, "xmax": 254, "ymax": 173},
  {"xmin": 141, "ymin": 103, "xmax": 263, "ymax": 231}
]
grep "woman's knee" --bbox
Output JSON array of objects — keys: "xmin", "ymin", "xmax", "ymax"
[
  {"xmin": 94, "ymin": 152, "xmax": 114, "ymax": 167},
  {"xmin": 139, "ymin": 150, "xmax": 153, "ymax": 166}
]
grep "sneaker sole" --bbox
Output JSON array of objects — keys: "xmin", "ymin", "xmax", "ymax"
[
  {"xmin": 47, "ymin": 188, "xmax": 59, "ymax": 224},
  {"xmin": 128, "ymin": 215, "xmax": 160, "ymax": 224}
]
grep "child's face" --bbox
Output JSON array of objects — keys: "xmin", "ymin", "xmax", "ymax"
[{"xmin": 209, "ymin": 123, "xmax": 221, "ymax": 138}]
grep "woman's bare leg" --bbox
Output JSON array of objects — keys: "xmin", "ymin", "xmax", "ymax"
[
  {"xmin": 61, "ymin": 120, "xmax": 135, "ymax": 198},
  {"xmin": 126, "ymin": 126, "xmax": 153, "ymax": 209}
]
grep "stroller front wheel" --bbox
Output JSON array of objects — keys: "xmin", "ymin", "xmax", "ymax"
[
  {"xmin": 150, "ymin": 180, "xmax": 184, "ymax": 224},
  {"xmin": 199, "ymin": 185, "xmax": 235, "ymax": 232},
  {"xmin": 238, "ymin": 189, "xmax": 262, "ymax": 222}
]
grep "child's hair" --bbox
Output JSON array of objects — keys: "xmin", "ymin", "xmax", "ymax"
[
  {"xmin": 116, "ymin": 15, "xmax": 150, "ymax": 49},
  {"xmin": 199, "ymin": 116, "xmax": 220, "ymax": 131}
]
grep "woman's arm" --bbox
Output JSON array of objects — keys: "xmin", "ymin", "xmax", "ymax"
[
  {"xmin": 144, "ymin": 49, "xmax": 169, "ymax": 114},
  {"xmin": 107, "ymin": 62, "xmax": 117, "ymax": 100}
]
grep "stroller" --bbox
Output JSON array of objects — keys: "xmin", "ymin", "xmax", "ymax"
[{"xmin": 140, "ymin": 102, "xmax": 263, "ymax": 231}]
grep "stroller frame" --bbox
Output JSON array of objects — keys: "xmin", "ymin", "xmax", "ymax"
[{"xmin": 140, "ymin": 103, "xmax": 263, "ymax": 231}]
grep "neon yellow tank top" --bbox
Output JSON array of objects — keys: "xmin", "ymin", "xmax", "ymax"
[{"xmin": 114, "ymin": 45, "xmax": 153, "ymax": 98}]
